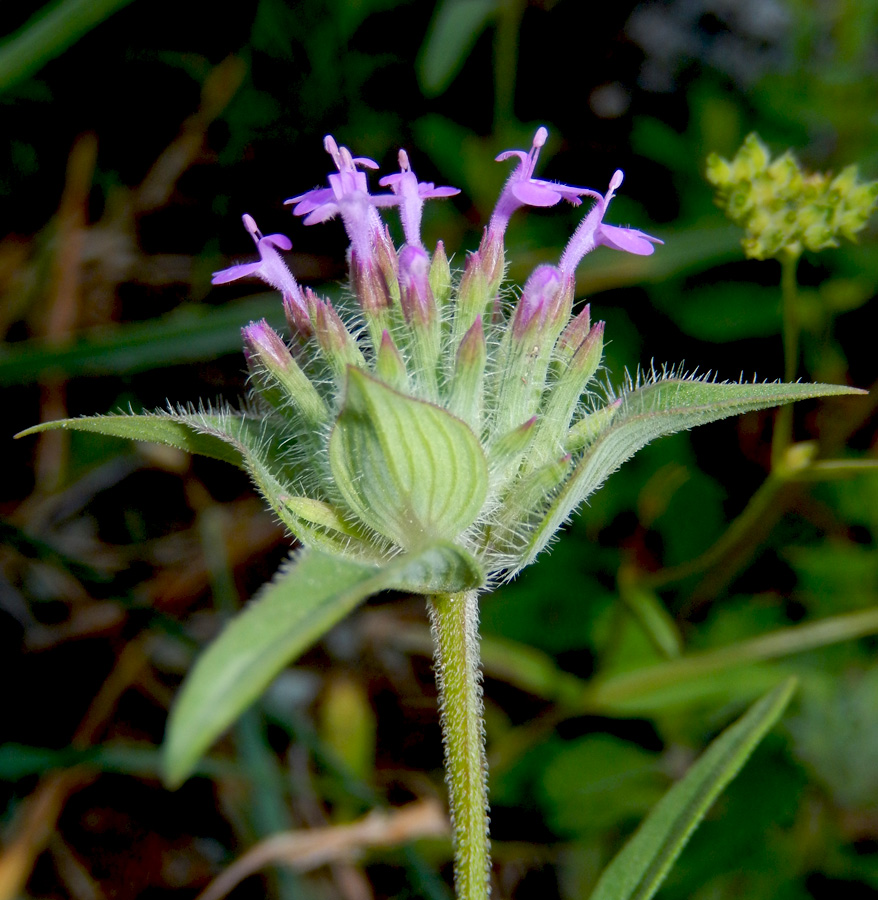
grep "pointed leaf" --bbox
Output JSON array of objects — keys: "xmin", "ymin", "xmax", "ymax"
[
  {"xmin": 418, "ymin": 0, "xmax": 497, "ymax": 95},
  {"xmin": 16, "ymin": 413, "xmax": 248, "ymax": 468},
  {"xmin": 521, "ymin": 377, "xmax": 864, "ymax": 569},
  {"xmin": 162, "ymin": 542, "xmax": 483, "ymax": 787},
  {"xmin": 588, "ymin": 678, "xmax": 796, "ymax": 900},
  {"xmin": 329, "ymin": 369, "xmax": 488, "ymax": 550}
]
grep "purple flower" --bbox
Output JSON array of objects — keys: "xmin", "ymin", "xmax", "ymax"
[
  {"xmin": 559, "ymin": 170, "xmax": 662, "ymax": 275},
  {"xmin": 285, "ymin": 135, "xmax": 395, "ymax": 262},
  {"xmin": 212, "ymin": 214, "xmax": 308, "ymax": 321},
  {"xmin": 379, "ymin": 149, "xmax": 459, "ymax": 248},
  {"xmin": 489, "ymin": 126, "xmax": 600, "ymax": 237}
]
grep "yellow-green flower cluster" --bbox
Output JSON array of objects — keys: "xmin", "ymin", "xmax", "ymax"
[{"xmin": 706, "ymin": 133, "xmax": 878, "ymax": 260}]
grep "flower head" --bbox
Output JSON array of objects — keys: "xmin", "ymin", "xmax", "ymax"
[
  {"xmin": 209, "ymin": 130, "xmax": 669, "ymax": 579},
  {"xmin": 559, "ymin": 170, "xmax": 663, "ymax": 276}
]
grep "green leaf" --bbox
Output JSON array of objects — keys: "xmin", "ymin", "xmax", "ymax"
[
  {"xmin": 0, "ymin": 0, "xmax": 136, "ymax": 93},
  {"xmin": 329, "ymin": 369, "xmax": 489, "ymax": 550},
  {"xmin": 0, "ymin": 295, "xmax": 287, "ymax": 384},
  {"xmin": 588, "ymin": 678, "xmax": 796, "ymax": 900},
  {"xmin": 417, "ymin": 0, "xmax": 497, "ymax": 96},
  {"xmin": 162, "ymin": 542, "xmax": 483, "ymax": 788},
  {"xmin": 16, "ymin": 413, "xmax": 248, "ymax": 468},
  {"xmin": 522, "ymin": 377, "xmax": 864, "ymax": 569}
]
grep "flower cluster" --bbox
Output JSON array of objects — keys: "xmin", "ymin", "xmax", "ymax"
[
  {"xmin": 211, "ymin": 128, "xmax": 661, "ymax": 578},
  {"xmin": 706, "ymin": 132, "xmax": 878, "ymax": 260}
]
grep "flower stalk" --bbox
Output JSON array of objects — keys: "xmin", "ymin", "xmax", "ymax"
[{"xmin": 428, "ymin": 590, "xmax": 491, "ymax": 900}]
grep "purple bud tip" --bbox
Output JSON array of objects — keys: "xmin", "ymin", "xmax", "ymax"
[
  {"xmin": 399, "ymin": 244, "xmax": 430, "ymax": 283},
  {"xmin": 514, "ymin": 265, "xmax": 563, "ymax": 337},
  {"xmin": 242, "ymin": 319, "xmax": 291, "ymax": 370}
]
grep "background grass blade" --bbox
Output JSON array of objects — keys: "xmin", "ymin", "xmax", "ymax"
[{"xmin": 588, "ymin": 678, "xmax": 797, "ymax": 900}]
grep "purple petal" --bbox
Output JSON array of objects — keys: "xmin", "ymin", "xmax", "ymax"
[
  {"xmin": 599, "ymin": 224, "xmax": 662, "ymax": 255},
  {"xmin": 303, "ymin": 205, "xmax": 341, "ymax": 226},
  {"xmin": 423, "ymin": 185, "xmax": 460, "ymax": 198},
  {"xmin": 495, "ymin": 149, "xmax": 529, "ymax": 164},
  {"xmin": 211, "ymin": 261, "xmax": 262, "ymax": 284},
  {"xmin": 262, "ymin": 234, "xmax": 293, "ymax": 251},
  {"xmin": 511, "ymin": 180, "xmax": 563, "ymax": 207}
]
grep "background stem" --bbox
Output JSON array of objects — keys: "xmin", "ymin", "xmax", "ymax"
[
  {"xmin": 429, "ymin": 590, "xmax": 491, "ymax": 900},
  {"xmin": 772, "ymin": 249, "xmax": 802, "ymax": 467}
]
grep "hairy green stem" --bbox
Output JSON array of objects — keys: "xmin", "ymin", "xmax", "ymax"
[{"xmin": 428, "ymin": 590, "xmax": 491, "ymax": 900}]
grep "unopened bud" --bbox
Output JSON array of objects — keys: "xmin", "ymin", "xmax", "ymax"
[
  {"xmin": 455, "ymin": 252, "xmax": 490, "ymax": 343},
  {"xmin": 429, "ymin": 240, "xmax": 453, "ymax": 307},
  {"xmin": 447, "ymin": 316, "xmax": 487, "ymax": 428},
  {"xmin": 241, "ymin": 320, "xmax": 327, "ymax": 426},
  {"xmin": 351, "ymin": 252, "xmax": 392, "ymax": 348},
  {"xmin": 565, "ymin": 398, "xmax": 622, "ymax": 453},
  {"xmin": 511, "ymin": 265, "xmax": 570, "ymax": 341},
  {"xmin": 399, "ymin": 245, "xmax": 436, "ymax": 326},
  {"xmin": 398, "ymin": 245, "xmax": 441, "ymax": 398},
  {"xmin": 283, "ymin": 291, "xmax": 312, "ymax": 339},
  {"xmin": 374, "ymin": 224, "xmax": 400, "ymax": 303},
  {"xmin": 494, "ymin": 266, "xmax": 573, "ymax": 435},
  {"xmin": 376, "ymin": 330, "xmax": 409, "ymax": 392},
  {"xmin": 307, "ymin": 290, "xmax": 365, "ymax": 377},
  {"xmin": 555, "ymin": 304, "xmax": 592, "ymax": 364},
  {"xmin": 489, "ymin": 417, "xmax": 537, "ymax": 488},
  {"xmin": 478, "ymin": 226, "xmax": 507, "ymax": 296},
  {"xmin": 492, "ymin": 453, "xmax": 573, "ymax": 554}
]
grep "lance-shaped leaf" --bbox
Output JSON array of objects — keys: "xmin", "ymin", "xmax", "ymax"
[
  {"xmin": 588, "ymin": 678, "xmax": 796, "ymax": 900},
  {"xmin": 162, "ymin": 541, "xmax": 484, "ymax": 788},
  {"xmin": 329, "ymin": 368, "xmax": 489, "ymax": 550},
  {"xmin": 519, "ymin": 377, "xmax": 864, "ymax": 571},
  {"xmin": 16, "ymin": 413, "xmax": 250, "ymax": 468}
]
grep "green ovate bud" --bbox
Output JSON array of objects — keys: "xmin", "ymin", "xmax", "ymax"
[
  {"xmin": 329, "ymin": 368, "xmax": 489, "ymax": 551},
  {"xmin": 429, "ymin": 240, "xmax": 453, "ymax": 307},
  {"xmin": 447, "ymin": 316, "xmax": 487, "ymax": 429},
  {"xmin": 376, "ymin": 330, "xmax": 410, "ymax": 392},
  {"xmin": 454, "ymin": 252, "xmax": 490, "ymax": 345},
  {"xmin": 707, "ymin": 132, "xmax": 878, "ymax": 260}
]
